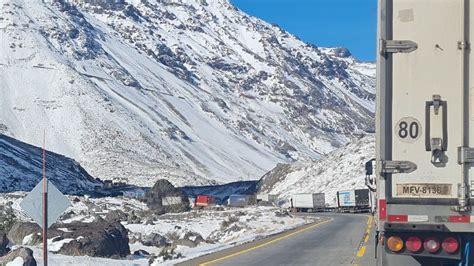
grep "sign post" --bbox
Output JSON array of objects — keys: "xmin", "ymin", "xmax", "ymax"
[
  {"xmin": 20, "ymin": 133, "xmax": 71, "ymax": 266},
  {"xmin": 42, "ymin": 134, "xmax": 48, "ymax": 266}
]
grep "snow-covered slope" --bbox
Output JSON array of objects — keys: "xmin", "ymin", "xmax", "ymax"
[
  {"xmin": 0, "ymin": 0, "xmax": 375, "ymax": 187},
  {"xmin": 0, "ymin": 134, "xmax": 100, "ymax": 194},
  {"xmin": 257, "ymin": 135, "xmax": 375, "ymax": 206}
]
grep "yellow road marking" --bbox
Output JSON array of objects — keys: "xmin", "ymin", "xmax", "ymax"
[
  {"xmin": 353, "ymin": 215, "xmax": 374, "ymax": 263},
  {"xmin": 198, "ymin": 218, "xmax": 334, "ymax": 266},
  {"xmin": 364, "ymin": 233, "xmax": 370, "ymax": 243},
  {"xmin": 363, "ymin": 218, "xmax": 373, "ymax": 243},
  {"xmin": 356, "ymin": 246, "xmax": 367, "ymax": 257}
]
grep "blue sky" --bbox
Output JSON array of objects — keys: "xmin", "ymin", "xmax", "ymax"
[{"xmin": 230, "ymin": 0, "xmax": 377, "ymax": 62}]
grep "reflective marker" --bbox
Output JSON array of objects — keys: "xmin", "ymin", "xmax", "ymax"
[{"xmin": 424, "ymin": 238, "xmax": 440, "ymax": 253}]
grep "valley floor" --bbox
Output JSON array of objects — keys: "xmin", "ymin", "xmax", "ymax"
[{"xmin": 0, "ymin": 193, "xmax": 316, "ymax": 265}]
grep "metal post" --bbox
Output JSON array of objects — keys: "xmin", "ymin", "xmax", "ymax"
[
  {"xmin": 42, "ymin": 131, "xmax": 48, "ymax": 266},
  {"xmin": 456, "ymin": 0, "xmax": 471, "ymax": 212},
  {"xmin": 42, "ymin": 186, "xmax": 48, "ymax": 266}
]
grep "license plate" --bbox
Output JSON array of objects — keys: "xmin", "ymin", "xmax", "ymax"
[{"xmin": 396, "ymin": 183, "xmax": 452, "ymax": 197}]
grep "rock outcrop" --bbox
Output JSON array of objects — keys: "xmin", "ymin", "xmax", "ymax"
[
  {"xmin": 57, "ymin": 219, "xmax": 130, "ymax": 258},
  {"xmin": 0, "ymin": 232, "xmax": 9, "ymax": 257},
  {"xmin": 144, "ymin": 179, "xmax": 190, "ymax": 214},
  {"xmin": 0, "ymin": 247, "xmax": 37, "ymax": 266},
  {"xmin": 7, "ymin": 220, "xmax": 130, "ymax": 259}
]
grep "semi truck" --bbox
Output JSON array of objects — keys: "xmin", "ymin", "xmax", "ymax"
[
  {"xmin": 228, "ymin": 194, "xmax": 256, "ymax": 207},
  {"xmin": 374, "ymin": 0, "xmax": 474, "ymax": 264},
  {"xmin": 256, "ymin": 194, "xmax": 278, "ymax": 205},
  {"xmin": 292, "ymin": 193, "xmax": 325, "ymax": 212},
  {"xmin": 194, "ymin": 195, "xmax": 217, "ymax": 208},
  {"xmin": 336, "ymin": 189, "xmax": 371, "ymax": 213}
]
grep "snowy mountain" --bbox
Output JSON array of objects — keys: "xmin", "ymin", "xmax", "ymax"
[
  {"xmin": 0, "ymin": 0, "xmax": 375, "ymax": 187},
  {"xmin": 256, "ymin": 135, "xmax": 375, "ymax": 206},
  {"xmin": 0, "ymin": 134, "xmax": 100, "ymax": 194}
]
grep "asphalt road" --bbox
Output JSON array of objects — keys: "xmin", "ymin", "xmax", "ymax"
[{"xmin": 179, "ymin": 213, "xmax": 376, "ymax": 266}]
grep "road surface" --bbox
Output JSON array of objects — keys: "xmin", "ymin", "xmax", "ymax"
[{"xmin": 178, "ymin": 213, "xmax": 376, "ymax": 266}]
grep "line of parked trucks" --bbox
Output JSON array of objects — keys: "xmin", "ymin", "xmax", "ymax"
[
  {"xmin": 291, "ymin": 188, "xmax": 372, "ymax": 213},
  {"xmin": 192, "ymin": 188, "xmax": 372, "ymax": 213}
]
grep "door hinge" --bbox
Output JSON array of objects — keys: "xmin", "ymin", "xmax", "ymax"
[
  {"xmin": 458, "ymin": 41, "xmax": 470, "ymax": 51},
  {"xmin": 381, "ymin": 40, "xmax": 418, "ymax": 54},
  {"xmin": 458, "ymin": 147, "xmax": 474, "ymax": 164},
  {"xmin": 381, "ymin": 160, "xmax": 417, "ymax": 174}
]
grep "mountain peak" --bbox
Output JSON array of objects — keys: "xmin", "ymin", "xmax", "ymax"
[{"xmin": 0, "ymin": 0, "xmax": 375, "ymax": 187}]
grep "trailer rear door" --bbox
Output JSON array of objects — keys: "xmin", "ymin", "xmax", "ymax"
[
  {"xmin": 338, "ymin": 190, "xmax": 356, "ymax": 207},
  {"xmin": 355, "ymin": 189, "xmax": 370, "ymax": 206},
  {"xmin": 387, "ymin": 0, "xmax": 470, "ymax": 203}
]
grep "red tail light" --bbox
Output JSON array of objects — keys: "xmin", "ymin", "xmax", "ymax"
[
  {"xmin": 424, "ymin": 237, "xmax": 441, "ymax": 253},
  {"xmin": 442, "ymin": 237, "xmax": 459, "ymax": 254},
  {"xmin": 406, "ymin": 236, "xmax": 422, "ymax": 253},
  {"xmin": 379, "ymin": 199, "xmax": 387, "ymax": 220}
]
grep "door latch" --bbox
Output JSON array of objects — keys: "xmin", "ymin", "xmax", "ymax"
[{"xmin": 425, "ymin": 95, "xmax": 448, "ymax": 166}]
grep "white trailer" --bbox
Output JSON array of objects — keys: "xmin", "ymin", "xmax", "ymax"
[
  {"xmin": 336, "ymin": 189, "xmax": 371, "ymax": 213},
  {"xmin": 336, "ymin": 190, "xmax": 356, "ymax": 207},
  {"xmin": 256, "ymin": 194, "xmax": 278, "ymax": 203},
  {"xmin": 374, "ymin": 0, "xmax": 474, "ymax": 264},
  {"xmin": 228, "ymin": 195, "xmax": 256, "ymax": 207},
  {"xmin": 292, "ymin": 193, "xmax": 325, "ymax": 212}
]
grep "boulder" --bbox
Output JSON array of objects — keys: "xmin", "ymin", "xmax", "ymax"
[
  {"xmin": 0, "ymin": 232, "xmax": 9, "ymax": 256},
  {"xmin": 0, "ymin": 247, "xmax": 36, "ymax": 266},
  {"xmin": 142, "ymin": 233, "xmax": 169, "ymax": 247},
  {"xmin": 133, "ymin": 249, "xmax": 150, "ymax": 256},
  {"xmin": 0, "ymin": 203, "xmax": 17, "ymax": 233},
  {"xmin": 183, "ymin": 231, "xmax": 205, "ymax": 245},
  {"xmin": 126, "ymin": 211, "xmax": 142, "ymax": 224},
  {"xmin": 57, "ymin": 219, "xmax": 130, "ymax": 258},
  {"xmin": 7, "ymin": 220, "xmax": 130, "ymax": 259},
  {"xmin": 7, "ymin": 222, "xmax": 62, "ymax": 246},
  {"xmin": 275, "ymin": 209, "xmax": 291, "ymax": 217},
  {"xmin": 171, "ymin": 231, "xmax": 205, "ymax": 248},
  {"xmin": 105, "ymin": 210, "xmax": 127, "ymax": 222},
  {"xmin": 7, "ymin": 223, "xmax": 42, "ymax": 246},
  {"xmin": 144, "ymin": 179, "xmax": 190, "ymax": 214}
]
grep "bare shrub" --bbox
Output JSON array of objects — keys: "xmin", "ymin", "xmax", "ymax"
[
  {"xmin": 159, "ymin": 247, "xmax": 183, "ymax": 261},
  {"xmin": 221, "ymin": 215, "xmax": 239, "ymax": 228},
  {"xmin": 165, "ymin": 231, "xmax": 180, "ymax": 241}
]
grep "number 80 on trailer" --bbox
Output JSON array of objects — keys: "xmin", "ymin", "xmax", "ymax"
[{"xmin": 395, "ymin": 117, "xmax": 422, "ymax": 143}]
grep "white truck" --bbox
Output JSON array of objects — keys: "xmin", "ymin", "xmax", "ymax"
[
  {"xmin": 256, "ymin": 194, "xmax": 278, "ymax": 204},
  {"xmin": 373, "ymin": 0, "xmax": 474, "ymax": 264},
  {"xmin": 336, "ymin": 189, "xmax": 371, "ymax": 213},
  {"xmin": 292, "ymin": 193, "xmax": 325, "ymax": 212}
]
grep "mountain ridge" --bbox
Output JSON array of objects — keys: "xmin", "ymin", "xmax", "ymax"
[
  {"xmin": 0, "ymin": 134, "xmax": 101, "ymax": 194},
  {"xmin": 0, "ymin": 0, "xmax": 375, "ymax": 186}
]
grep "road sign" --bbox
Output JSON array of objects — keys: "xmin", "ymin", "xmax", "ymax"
[{"xmin": 20, "ymin": 179, "xmax": 71, "ymax": 229}]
